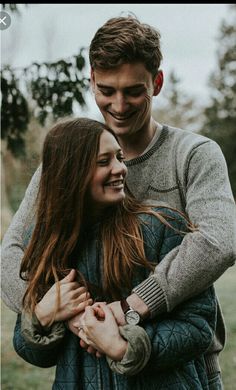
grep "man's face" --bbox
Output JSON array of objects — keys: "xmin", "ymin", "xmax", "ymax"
[{"xmin": 91, "ymin": 63, "xmax": 161, "ymax": 138}]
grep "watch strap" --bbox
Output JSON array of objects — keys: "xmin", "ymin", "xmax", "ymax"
[{"xmin": 120, "ymin": 298, "xmax": 130, "ymax": 314}]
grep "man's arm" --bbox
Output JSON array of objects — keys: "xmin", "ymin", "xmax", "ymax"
[
  {"xmin": 132, "ymin": 140, "xmax": 236, "ymax": 317},
  {"xmin": 1, "ymin": 166, "xmax": 42, "ymax": 313}
]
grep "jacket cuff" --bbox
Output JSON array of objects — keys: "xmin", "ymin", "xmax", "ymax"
[
  {"xmin": 132, "ymin": 276, "xmax": 167, "ymax": 318},
  {"xmin": 21, "ymin": 311, "xmax": 66, "ymax": 350},
  {"xmin": 106, "ymin": 324, "xmax": 151, "ymax": 376}
]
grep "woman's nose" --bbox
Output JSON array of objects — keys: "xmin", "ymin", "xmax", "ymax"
[{"xmin": 111, "ymin": 159, "xmax": 127, "ymax": 176}]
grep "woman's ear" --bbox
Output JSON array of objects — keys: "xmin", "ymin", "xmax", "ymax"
[{"xmin": 153, "ymin": 70, "xmax": 164, "ymax": 96}]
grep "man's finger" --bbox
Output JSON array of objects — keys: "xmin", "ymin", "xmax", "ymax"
[
  {"xmin": 93, "ymin": 306, "xmax": 105, "ymax": 320},
  {"xmin": 87, "ymin": 346, "xmax": 97, "ymax": 354},
  {"xmin": 96, "ymin": 302, "xmax": 114, "ymax": 320},
  {"xmin": 80, "ymin": 339, "xmax": 88, "ymax": 349}
]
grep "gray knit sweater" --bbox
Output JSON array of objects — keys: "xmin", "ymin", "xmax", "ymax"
[{"xmin": 1, "ymin": 124, "xmax": 236, "ymax": 374}]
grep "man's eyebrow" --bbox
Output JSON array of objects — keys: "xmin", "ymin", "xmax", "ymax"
[
  {"xmin": 125, "ymin": 84, "xmax": 145, "ymax": 90},
  {"xmin": 97, "ymin": 83, "xmax": 145, "ymax": 90},
  {"xmin": 97, "ymin": 83, "xmax": 113, "ymax": 89}
]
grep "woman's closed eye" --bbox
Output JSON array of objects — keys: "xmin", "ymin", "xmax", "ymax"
[{"xmin": 97, "ymin": 159, "xmax": 109, "ymax": 166}]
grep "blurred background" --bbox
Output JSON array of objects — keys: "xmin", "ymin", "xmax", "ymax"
[{"xmin": 1, "ymin": 4, "xmax": 236, "ymax": 389}]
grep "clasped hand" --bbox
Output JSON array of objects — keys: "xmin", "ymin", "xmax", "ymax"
[
  {"xmin": 71, "ymin": 302, "xmax": 127, "ymax": 361},
  {"xmin": 34, "ymin": 269, "xmax": 127, "ymax": 360},
  {"xmin": 35, "ymin": 269, "xmax": 92, "ymax": 327}
]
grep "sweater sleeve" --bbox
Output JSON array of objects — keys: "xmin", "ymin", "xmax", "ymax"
[
  {"xmin": 1, "ymin": 166, "xmax": 41, "ymax": 313},
  {"xmin": 133, "ymin": 141, "xmax": 236, "ymax": 315},
  {"xmin": 13, "ymin": 313, "xmax": 63, "ymax": 368}
]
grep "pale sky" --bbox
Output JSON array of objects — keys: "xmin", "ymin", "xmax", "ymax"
[{"xmin": 1, "ymin": 4, "xmax": 231, "ymax": 118}]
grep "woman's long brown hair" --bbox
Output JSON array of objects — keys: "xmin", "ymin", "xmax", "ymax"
[{"xmin": 21, "ymin": 117, "xmax": 194, "ymax": 314}]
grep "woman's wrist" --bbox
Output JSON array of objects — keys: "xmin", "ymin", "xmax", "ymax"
[
  {"xmin": 34, "ymin": 302, "xmax": 51, "ymax": 328},
  {"xmin": 106, "ymin": 335, "xmax": 128, "ymax": 361}
]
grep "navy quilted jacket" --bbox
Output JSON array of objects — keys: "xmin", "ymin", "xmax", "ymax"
[{"xmin": 13, "ymin": 208, "xmax": 217, "ymax": 389}]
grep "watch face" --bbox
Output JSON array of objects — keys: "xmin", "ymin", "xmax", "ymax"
[{"xmin": 126, "ymin": 310, "xmax": 140, "ymax": 325}]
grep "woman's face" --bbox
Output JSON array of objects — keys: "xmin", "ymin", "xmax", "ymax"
[{"xmin": 88, "ymin": 130, "xmax": 127, "ymax": 215}]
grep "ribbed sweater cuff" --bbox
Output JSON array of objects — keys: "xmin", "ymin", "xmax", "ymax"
[{"xmin": 132, "ymin": 276, "xmax": 167, "ymax": 318}]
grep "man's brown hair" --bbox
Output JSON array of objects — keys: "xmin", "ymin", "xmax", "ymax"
[{"xmin": 89, "ymin": 15, "xmax": 162, "ymax": 78}]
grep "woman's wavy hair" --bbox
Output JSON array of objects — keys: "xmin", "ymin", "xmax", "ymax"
[
  {"xmin": 89, "ymin": 15, "xmax": 162, "ymax": 79},
  {"xmin": 20, "ymin": 117, "xmax": 195, "ymax": 315}
]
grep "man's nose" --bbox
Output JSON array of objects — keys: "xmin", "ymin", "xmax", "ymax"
[{"xmin": 112, "ymin": 93, "xmax": 129, "ymax": 113}]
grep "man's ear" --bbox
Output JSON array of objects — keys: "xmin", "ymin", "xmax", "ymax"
[
  {"xmin": 90, "ymin": 68, "xmax": 95, "ymax": 92},
  {"xmin": 153, "ymin": 70, "xmax": 164, "ymax": 96}
]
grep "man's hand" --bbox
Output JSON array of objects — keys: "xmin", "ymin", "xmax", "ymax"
[
  {"xmin": 107, "ymin": 301, "xmax": 126, "ymax": 325},
  {"xmin": 35, "ymin": 269, "xmax": 92, "ymax": 327}
]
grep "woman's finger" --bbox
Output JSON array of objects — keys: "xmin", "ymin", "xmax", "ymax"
[
  {"xmin": 59, "ymin": 269, "xmax": 76, "ymax": 284},
  {"xmin": 74, "ymin": 290, "xmax": 90, "ymax": 301}
]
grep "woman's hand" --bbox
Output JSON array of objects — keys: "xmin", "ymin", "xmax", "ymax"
[
  {"xmin": 35, "ymin": 269, "xmax": 92, "ymax": 327},
  {"xmin": 79, "ymin": 303, "xmax": 128, "ymax": 361},
  {"xmin": 69, "ymin": 304, "xmax": 104, "ymax": 357}
]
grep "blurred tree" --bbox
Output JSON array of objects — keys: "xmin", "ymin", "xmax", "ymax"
[
  {"xmin": 152, "ymin": 71, "xmax": 202, "ymax": 132},
  {"xmin": 201, "ymin": 5, "xmax": 236, "ymax": 195},
  {"xmin": 1, "ymin": 3, "xmax": 22, "ymax": 14},
  {"xmin": 1, "ymin": 4, "xmax": 90, "ymax": 157}
]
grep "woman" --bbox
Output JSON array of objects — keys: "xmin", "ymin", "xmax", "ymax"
[{"xmin": 14, "ymin": 118, "xmax": 217, "ymax": 389}]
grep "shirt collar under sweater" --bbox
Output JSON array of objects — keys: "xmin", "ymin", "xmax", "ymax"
[{"xmin": 125, "ymin": 124, "xmax": 168, "ymax": 167}]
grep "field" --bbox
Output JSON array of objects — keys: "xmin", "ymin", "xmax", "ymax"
[{"xmin": 1, "ymin": 266, "xmax": 236, "ymax": 389}]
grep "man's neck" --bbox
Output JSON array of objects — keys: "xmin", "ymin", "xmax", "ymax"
[{"xmin": 118, "ymin": 120, "xmax": 157, "ymax": 160}]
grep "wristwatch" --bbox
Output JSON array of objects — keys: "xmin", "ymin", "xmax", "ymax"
[{"xmin": 120, "ymin": 298, "xmax": 141, "ymax": 325}]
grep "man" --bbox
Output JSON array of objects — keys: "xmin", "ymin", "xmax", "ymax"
[{"xmin": 2, "ymin": 15, "xmax": 236, "ymax": 387}]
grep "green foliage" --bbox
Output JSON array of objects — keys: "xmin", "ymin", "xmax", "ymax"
[
  {"xmin": 1, "ymin": 70, "xmax": 30, "ymax": 156},
  {"xmin": 1, "ymin": 49, "xmax": 90, "ymax": 157},
  {"xmin": 202, "ymin": 6, "xmax": 236, "ymax": 195},
  {"xmin": 1, "ymin": 3, "xmax": 28, "ymax": 15},
  {"xmin": 1, "ymin": 5, "xmax": 90, "ymax": 157}
]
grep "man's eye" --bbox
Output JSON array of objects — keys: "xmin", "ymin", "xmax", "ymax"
[
  {"xmin": 99, "ymin": 89, "xmax": 113, "ymax": 96},
  {"xmin": 127, "ymin": 90, "xmax": 143, "ymax": 97},
  {"xmin": 118, "ymin": 155, "xmax": 125, "ymax": 162}
]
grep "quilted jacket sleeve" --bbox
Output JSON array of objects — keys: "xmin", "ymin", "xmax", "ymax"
[
  {"xmin": 143, "ymin": 212, "xmax": 216, "ymax": 370},
  {"xmin": 143, "ymin": 286, "xmax": 216, "ymax": 371},
  {"xmin": 13, "ymin": 314, "xmax": 64, "ymax": 368}
]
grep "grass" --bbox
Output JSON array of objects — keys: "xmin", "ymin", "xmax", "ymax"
[
  {"xmin": 215, "ymin": 266, "xmax": 236, "ymax": 389},
  {"xmin": 1, "ymin": 304, "xmax": 55, "ymax": 389},
  {"xmin": 1, "ymin": 266, "xmax": 236, "ymax": 389}
]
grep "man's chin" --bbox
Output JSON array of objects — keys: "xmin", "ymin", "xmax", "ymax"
[{"xmin": 108, "ymin": 123, "xmax": 134, "ymax": 137}]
